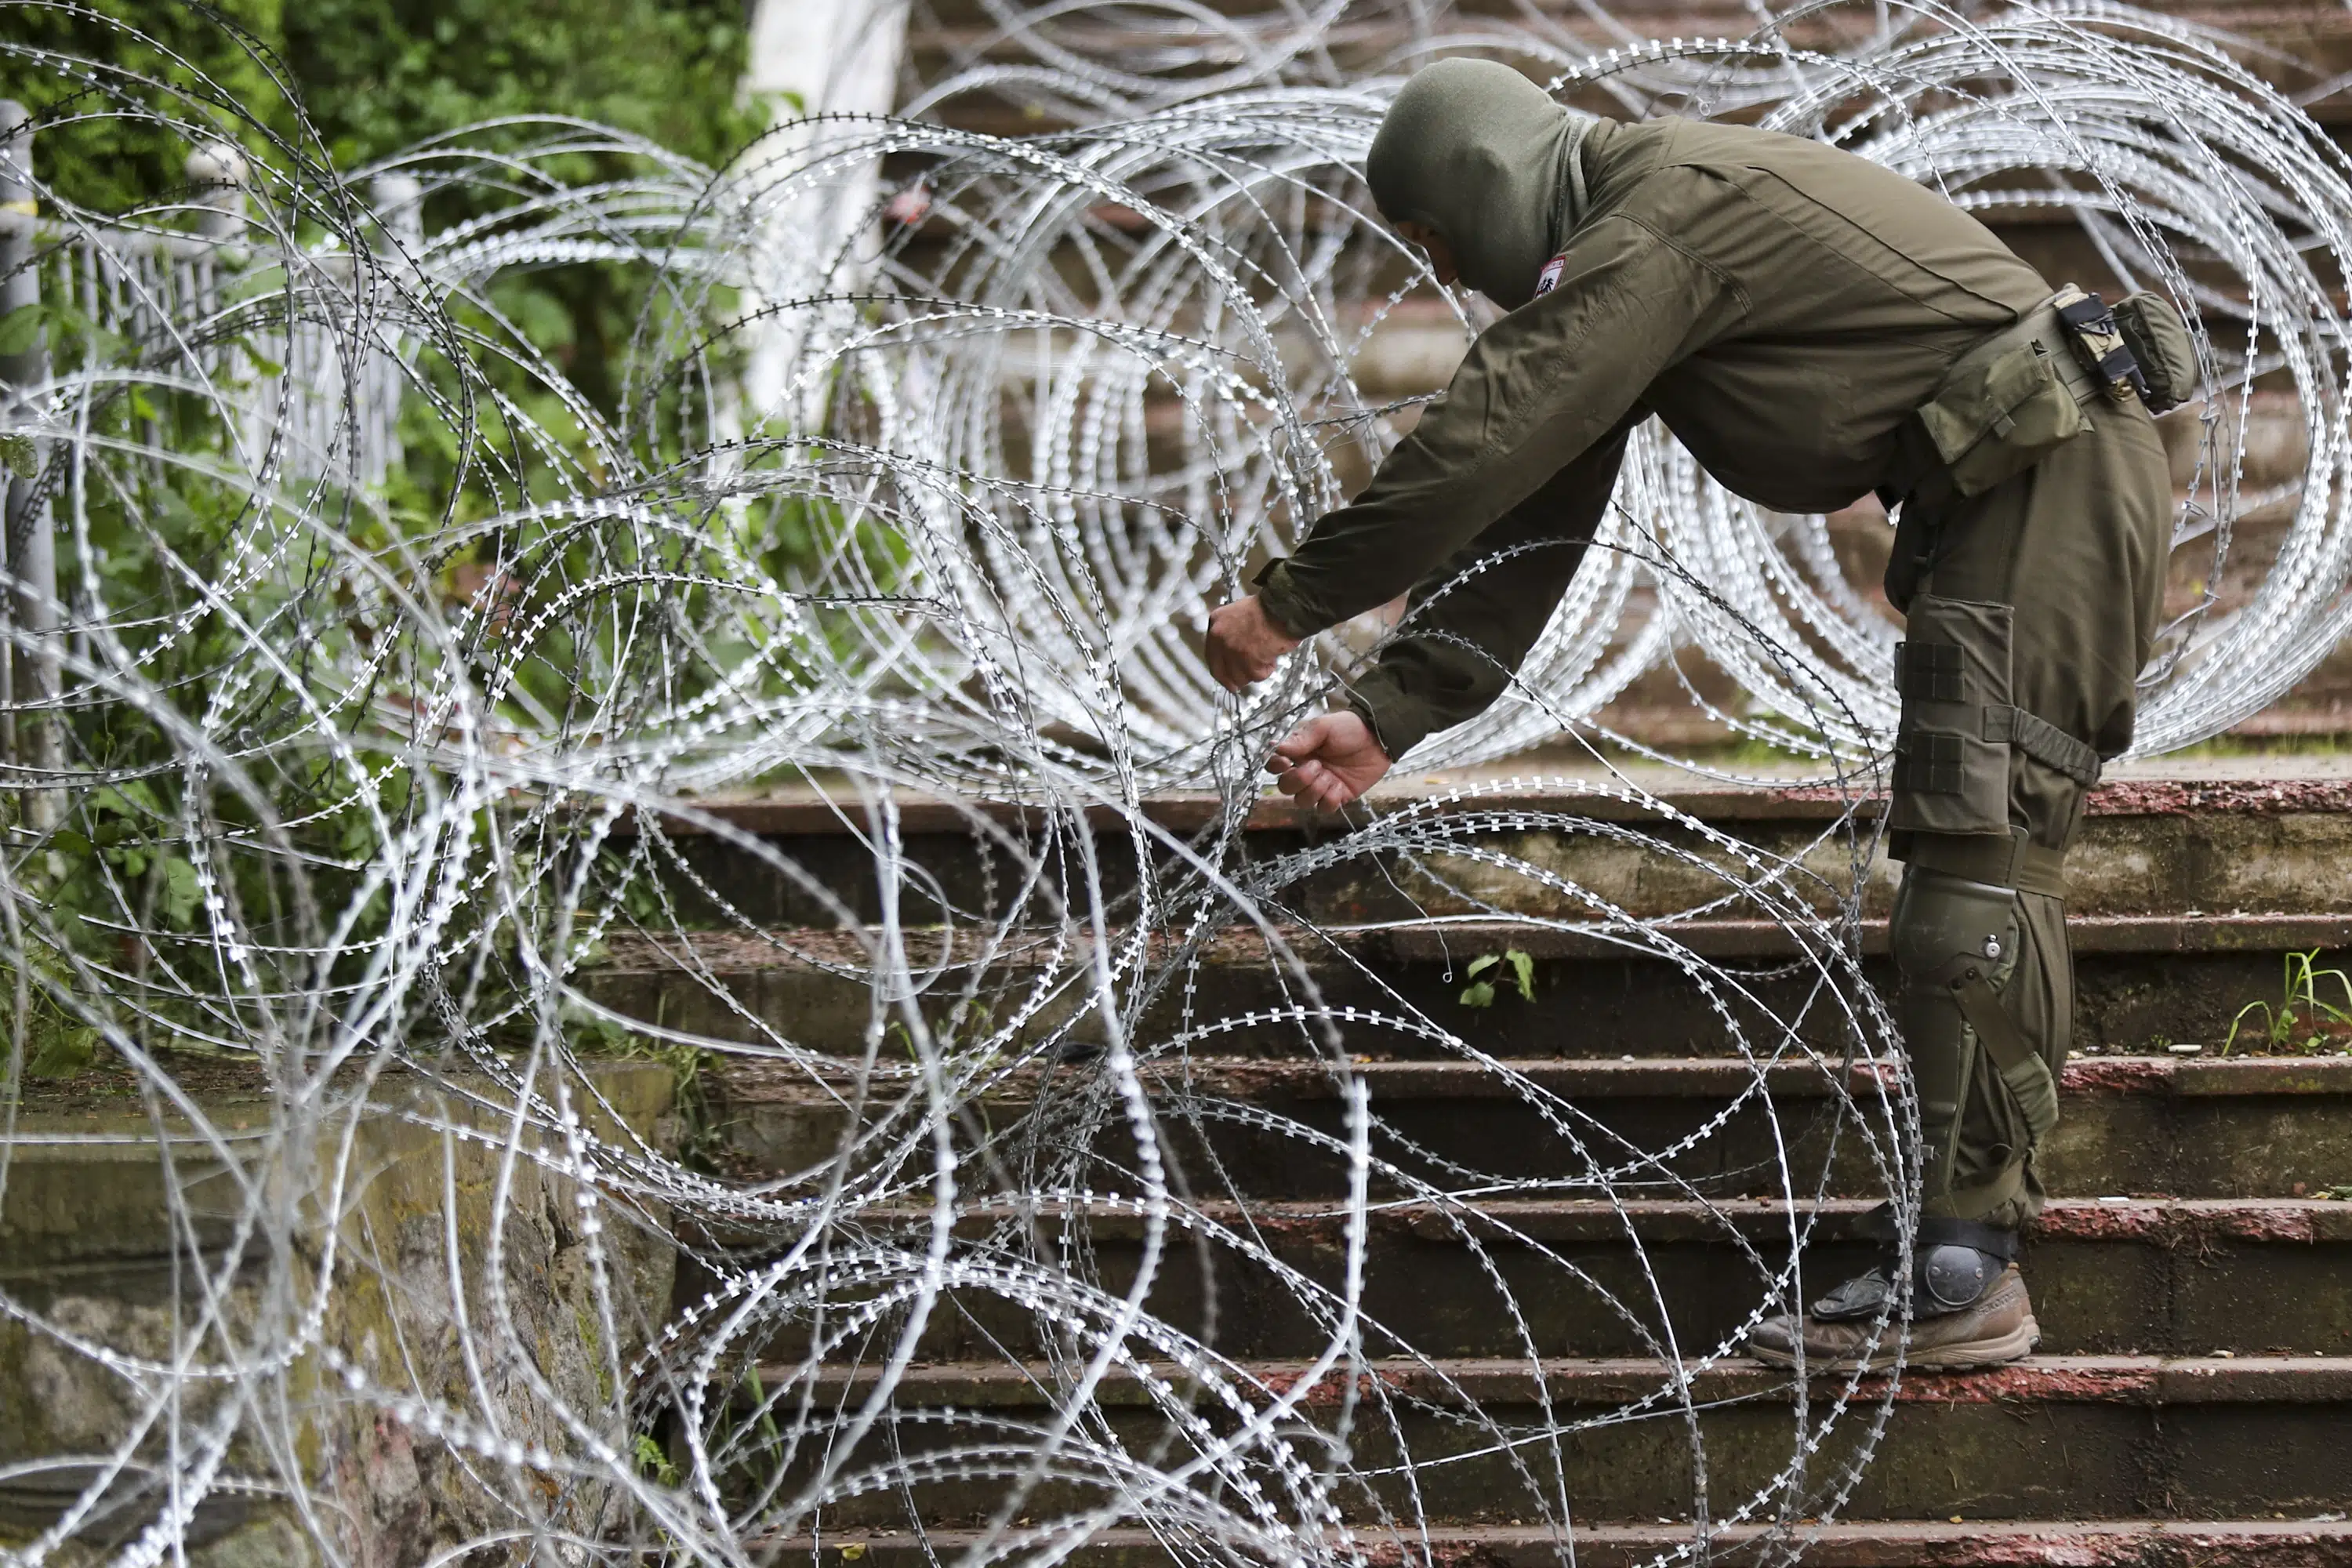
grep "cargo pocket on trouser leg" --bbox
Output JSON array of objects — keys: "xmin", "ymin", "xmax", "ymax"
[{"xmin": 1891, "ymin": 594, "xmax": 2016, "ymax": 838}]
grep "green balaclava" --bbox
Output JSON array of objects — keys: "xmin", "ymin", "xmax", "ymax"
[{"xmin": 1367, "ymin": 59, "xmax": 1601, "ymax": 310}]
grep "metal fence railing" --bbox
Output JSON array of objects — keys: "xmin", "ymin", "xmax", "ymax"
[
  {"xmin": 2, "ymin": 100, "xmax": 60, "ymax": 814},
  {"xmin": 0, "ymin": 100, "xmax": 419, "ymax": 821}
]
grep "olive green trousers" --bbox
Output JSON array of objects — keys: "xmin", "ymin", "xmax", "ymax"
[{"xmin": 1886, "ymin": 396, "xmax": 2173, "ymax": 1229}]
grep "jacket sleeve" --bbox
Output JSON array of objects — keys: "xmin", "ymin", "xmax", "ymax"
[
  {"xmin": 1256, "ymin": 197, "xmax": 1738, "ymax": 637},
  {"xmin": 1341, "ymin": 420, "xmax": 1632, "ymax": 758}
]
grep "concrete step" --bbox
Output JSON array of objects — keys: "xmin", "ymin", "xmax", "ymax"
[
  {"xmin": 727, "ymin": 1352, "xmax": 2352, "ymax": 1524},
  {"xmin": 585, "ymin": 912, "xmax": 2352, "ymax": 1058},
  {"xmin": 717, "ymin": 1196, "xmax": 2352, "ymax": 1363},
  {"xmin": 709, "ymin": 1055, "xmax": 2352, "ymax": 1201},
  {"xmin": 617, "ymin": 780, "xmax": 2352, "ymax": 928},
  {"xmin": 772, "ymin": 1519, "xmax": 2352, "ymax": 1568}
]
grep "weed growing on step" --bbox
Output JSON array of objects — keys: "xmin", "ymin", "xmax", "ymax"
[
  {"xmin": 1460, "ymin": 949, "xmax": 1535, "ymax": 1008},
  {"xmin": 572, "ymin": 1006, "xmax": 725, "ymax": 1171},
  {"xmin": 632, "ymin": 1432, "xmax": 680, "ymax": 1487},
  {"xmin": 2221, "ymin": 949, "xmax": 2352, "ymax": 1054}
]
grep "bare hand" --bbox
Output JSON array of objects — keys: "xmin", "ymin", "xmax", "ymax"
[
  {"xmin": 1205, "ymin": 596, "xmax": 1301, "ymax": 692},
  {"xmin": 1265, "ymin": 711, "xmax": 1392, "ymax": 812}
]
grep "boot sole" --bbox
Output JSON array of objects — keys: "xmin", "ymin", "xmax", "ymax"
[{"xmin": 1748, "ymin": 1314, "xmax": 2040, "ymax": 1374}]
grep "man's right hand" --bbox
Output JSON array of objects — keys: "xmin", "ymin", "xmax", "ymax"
[
  {"xmin": 1205, "ymin": 596, "xmax": 1301, "ymax": 692},
  {"xmin": 1266, "ymin": 711, "xmax": 1392, "ymax": 811}
]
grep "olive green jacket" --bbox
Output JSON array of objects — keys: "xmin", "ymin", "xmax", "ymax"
[{"xmin": 1258, "ymin": 116, "xmax": 2050, "ymax": 755}]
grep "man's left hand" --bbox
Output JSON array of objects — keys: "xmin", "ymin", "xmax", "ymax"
[
  {"xmin": 1205, "ymin": 596, "xmax": 1301, "ymax": 691},
  {"xmin": 1265, "ymin": 711, "xmax": 1391, "ymax": 811}
]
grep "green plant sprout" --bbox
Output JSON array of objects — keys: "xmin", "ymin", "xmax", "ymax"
[
  {"xmin": 743, "ymin": 1365, "xmax": 787, "ymax": 1474},
  {"xmin": 2221, "ymin": 949, "xmax": 2352, "ymax": 1055},
  {"xmin": 631, "ymin": 1432, "xmax": 680, "ymax": 1487},
  {"xmin": 1461, "ymin": 949, "xmax": 1536, "ymax": 1009}
]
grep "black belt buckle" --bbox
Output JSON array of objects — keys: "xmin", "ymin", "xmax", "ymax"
[{"xmin": 2056, "ymin": 289, "xmax": 2149, "ymax": 402}]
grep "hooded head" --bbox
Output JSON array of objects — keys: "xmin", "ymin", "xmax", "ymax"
[{"xmin": 1367, "ymin": 59, "xmax": 1600, "ymax": 310}]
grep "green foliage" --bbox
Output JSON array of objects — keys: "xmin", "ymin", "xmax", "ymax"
[
  {"xmin": 2221, "ymin": 949, "xmax": 2352, "ymax": 1056},
  {"xmin": 12, "ymin": 8, "xmax": 765, "ymax": 854},
  {"xmin": 19, "ymin": 1, "xmax": 760, "ymax": 205},
  {"xmin": 3, "ymin": 3, "xmax": 815, "ymax": 1075},
  {"xmin": 2, "ymin": 936, "xmax": 111, "ymax": 1080},
  {"xmin": 281, "ymin": 0, "xmax": 768, "ymax": 418},
  {"xmin": 742, "ymin": 1364, "xmax": 787, "ymax": 1472},
  {"xmin": 281, "ymin": 0, "xmax": 764, "ymax": 176},
  {"xmin": 631, "ymin": 1431, "xmax": 680, "ymax": 1487},
  {"xmin": 19, "ymin": 0, "xmax": 762, "ymax": 422},
  {"xmin": 1460, "ymin": 949, "xmax": 1535, "ymax": 1010},
  {"xmin": 7, "ymin": 0, "xmax": 292, "ymax": 214},
  {"xmin": 21, "ymin": 996, "xmax": 101, "ymax": 1079},
  {"xmin": 0, "ymin": 305, "xmax": 45, "ymax": 359}
]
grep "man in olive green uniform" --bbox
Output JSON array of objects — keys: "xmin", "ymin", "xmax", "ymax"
[{"xmin": 1205, "ymin": 58, "xmax": 2179, "ymax": 1367}]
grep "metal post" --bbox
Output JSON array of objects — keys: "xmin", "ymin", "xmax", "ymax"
[
  {"xmin": 186, "ymin": 141, "xmax": 247, "ymax": 241},
  {"xmin": 0, "ymin": 101, "xmax": 59, "ymax": 828},
  {"xmin": 361, "ymin": 172, "xmax": 423, "ymax": 488},
  {"xmin": 187, "ymin": 143, "xmax": 248, "ymax": 397},
  {"xmin": 369, "ymin": 171, "xmax": 423, "ymax": 255}
]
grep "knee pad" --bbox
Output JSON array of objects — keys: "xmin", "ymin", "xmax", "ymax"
[
  {"xmin": 1889, "ymin": 865, "xmax": 2023, "ymax": 1183},
  {"xmin": 1890, "ymin": 865, "xmax": 2022, "ymax": 992}
]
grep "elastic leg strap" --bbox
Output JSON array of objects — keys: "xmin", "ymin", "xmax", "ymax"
[
  {"xmin": 1926, "ymin": 1156, "xmax": 2030, "ymax": 1223},
  {"xmin": 1917, "ymin": 1215, "xmax": 2020, "ymax": 1260},
  {"xmin": 1854, "ymin": 1203, "xmax": 2022, "ymax": 1254}
]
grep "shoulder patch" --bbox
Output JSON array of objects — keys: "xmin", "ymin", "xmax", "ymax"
[{"xmin": 1534, "ymin": 252, "xmax": 1567, "ymax": 297}]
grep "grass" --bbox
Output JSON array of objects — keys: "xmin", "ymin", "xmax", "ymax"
[
  {"xmin": 632, "ymin": 1432, "xmax": 680, "ymax": 1486},
  {"xmin": 2220, "ymin": 949, "xmax": 2352, "ymax": 1056}
]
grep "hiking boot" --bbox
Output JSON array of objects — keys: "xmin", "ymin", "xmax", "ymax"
[{"xmin": 1748, "ymin": 1261, "xmax": 2038, "ymax": 1372}]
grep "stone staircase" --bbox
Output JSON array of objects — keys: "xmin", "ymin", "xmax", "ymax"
[{"xmin": 596, "ymin": 775, "xmax": 2352, "ymax": 1564}]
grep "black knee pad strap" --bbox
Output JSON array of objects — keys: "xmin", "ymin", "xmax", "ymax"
[{"xmin": 1917, "ymin": 1215, "xmax": 2019, "ymax": 1262}]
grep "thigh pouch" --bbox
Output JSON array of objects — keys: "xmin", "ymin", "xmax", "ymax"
[{"xmin": 1892, "ymin": 594, "xmax": 2104, "ymax": 840}]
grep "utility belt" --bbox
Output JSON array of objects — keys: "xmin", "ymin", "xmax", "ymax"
[{"xmin": 1879, "ymin": 286, "xmax": 2196, "ymax": 834}]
